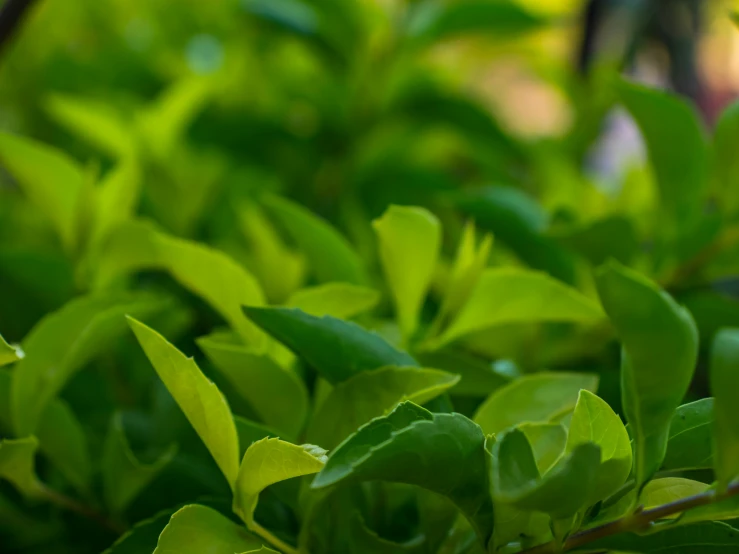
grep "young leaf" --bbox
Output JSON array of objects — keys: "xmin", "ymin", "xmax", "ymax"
[
  {"xmin": 710, "ymin": 329, "xmax": 739, "ymax": 491},
  {"xmin": 0, "ymin": 131, "xmax": 86, "ymax": 252},
  {"xmin": 262, "ymin": 195, "xmax": 367, "ymax": 285},
  {"xmin": 566, "ymin": 390, "xmax": 632, "ymax": 505},
  {"xmin": 306, "ymin": 365, "xmax": 460, "ymax": 449},
  {"xmin": 233, "ymin": 438, "xmax": 327, "ymax": 526},
  {"xmin": 616, "ymin": 79, "xmax": 708, "ymax": 223},
  {"xmin": 11, "ymin": 293, "xmax": 167, "ymax": 436},
  {"xmin": 662, "ymin": 398, "xmax": 713, "ymax": 471},
  {"xmin": 0, "ymin": 333, "xmax": 20, "ymax": 366},
  {"xmin": 128, "ymin": 318, "xmax": 240, "ymax": 489},
  {"xmin": 373, "ymin": 205, "xmax": 441, "ymax": 340},
  {"xmin": 102, "ymin": 413, "xmax": 177, "ymax": 514},
  {"xmin": 286, "ymin": 283, "xmax": 380, "ymax": 319},
  {"xmin": 197, "ymin": 333, "xmax": 309, "ymax": 439},
  {"xmin": 153, "ymin": 504, "xmax": 262, "ymax": 554},
  {"xmin": 492, "ymin": 429, "xmax": 601, "ymax": 519},
  {"xmin": 595, "ymin": 260, "xmax": 698, "ymax": 489},
  {"xmin": 313, "ymin": 402, "xmax": 494, "ymax": 546},
  {"xmin": 0, "ymin": 437, "xmax": 41, "ymax": 497},
  {"xmin": 243, "ymin": 307, "xmax": 417, "ymax": 384},
  {"xmin": 431, "ymin": 268, "xmax": 604, "ymax": 349},
  {"xmin": 474, "ymin": 372, "xmax": 598, "ymax": 435}
]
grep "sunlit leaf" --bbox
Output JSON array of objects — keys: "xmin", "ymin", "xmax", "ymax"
[{"xmin": 286, "ymin": 283, "xmax": 379, "ymax": 319}]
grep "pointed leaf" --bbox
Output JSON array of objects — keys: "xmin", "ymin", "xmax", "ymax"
[
  {"xmin": 286, "ymin": 283, "xmax": 379, "ymax": 319},
  {"xmin": 474, "ymin": 372, "xmax": 598, "ymax": 435},
  {"xmin": 0, "ymin": 437, "xmax": 41, "ymax": 497},
  {"xmin": 307, "ymin": 365, "xmax": 460, "ymax": 449},
  {"xmin": 595, "ymin": 260, "xmax": 698, "ymax": 489},
  {"xmin": 243, "ymin": 307, "xmax": 417, "ymax": 384},
  {"xmin": 197, "ymin": 333, "xmax": 308, "ymax": 439},
  {"xmin": 662, "ymin": 398, "xmax": 714, "ymax": 471},
  {"xmin": 710, "ymin": 329, "xmax": 739, "ymax": 491},
  {"xmin": 0, "ymin": 333, "xmax": 19, "ymax": 367},
  {"xmin": 373, "ymin": 205, "xmax": 441, "ymax": 339},
  {"xmin": 128, "ymin": 318, "xmax": 240, "ymax": 489}
]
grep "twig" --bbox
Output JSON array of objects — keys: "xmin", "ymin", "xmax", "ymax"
[
  {"xmin": 517, "ymin": 481, "xmax": 739, "ymax": 554},
  {"xmin": 0, "ymin": 0, "xmax": 36, "ymax": 54}
]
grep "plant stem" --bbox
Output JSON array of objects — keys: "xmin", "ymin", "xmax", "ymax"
[
  {"xmin": 517, "ymin": 481, "xmax": 739, "ymax": 554},
  {"xmin": 39, "ymin": 485, "xmax": 126, "ymax": 534},
  {"xmin": 251, "ymin": 520, "xmax": 299, "ymax": 554}
]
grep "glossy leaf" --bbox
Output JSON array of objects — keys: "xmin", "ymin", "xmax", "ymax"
[
  {"xmin": 197, "ymin": 333, "xmax": 308, "ymax": 439},
  {"xmin": 662, "ymin": 398, "xmax": 714, "ymax": 471},
  {"xmin": 432, "ymin": 268, "xmax": 603, "ymax": 348},
  {"xmin": 128, "ymin": 318, "xmax": 240, "ymax": 489},
  {"xmin": 243, "ymin": 306, "xmax": 417, "ymax": 384},
  {"xmin": 153, "ymin": 504, "xmax": 262, "ymax": 554},
  {"xmin": 566, "ymin": 390, "xmax": 632, "ymax": 505},
  {"xmin": 262, "ymin": 195, "xmax": 367, "ymax": 285},
  {"xmin": 313, "ymin": 402, "xmax": 494, "ymax": 546},
  {"xmin": 102, "ymin": 413, "xmax": 177, "ymax": 514},
  {"xmin": 492, "ymin": 429, "xmax": 600, "ymax": 519},
  {"xmin": 286, "ymin": 283, "xmax": 380, "ymax": 319},
  {"xmin": 306, "ymin": 365, "xmax": 460, "ymax": 449},
  {"xmin": 0, "ymin": 437, "xmax": 41, "ymax": 497},
  {"xmin": 474, "ymin": 372, "xmax": 598, "ymax": 435},
  {"xmin": 11, "ymin": 293, "xmax": 166, "ymax": 436},
  {"xmin": 710, "ymin": 329, "xmax": 739, "ymax": 491},
  {"xmin": 595, "ymin": 260, "xmax": 698, "ymax": 489},
  {"xmin": 373, "ymin": 205, "xmax": 441, "ymax": 339}
]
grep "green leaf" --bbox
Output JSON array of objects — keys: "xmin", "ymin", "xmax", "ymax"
[
  {"xmin": 101, "ymin": 510, "xmax": 173, "ymax": 554},
  {"xmin": 474, "ymin": 372, "xmax": 599, "ymax": 435},
  {"xmin": 588, "ymin": 521, "xmax": 739, "ymax": 553},
  {"xmin": 710, "ymin": 329, "xmax": 739, "ymax": 491},
  {"xmin": 44, "ymin": 93, "xmax": 135, "ymax": 159},
  {"xmin": 306, "ymin": 365, "xmax": 460, "ymax": 449},
  {"xmin": 286, "ymin": 283, "xmax": 380, "ymax": 319},
  {"xmin": 616, "ymin": 79, "xmax": 708, "ymax": 222},
  {"xmin": 92, "ymin": 219, "xmax": 162, "ymax": 289},
  {"xmin": 431, "ymin": 268, "xmax": 603, "ymax": 349},
  {"xmin": 595, "ymin": 260, "xmax": 698, "ymax": 489},
  {"xmin": 102, "ymin": 413, "xmax": 177, "ymax": 514},
  {"xmin": 713, "ymin": 100, "xmax": 739, "ymax": 214},
  {"xmin": 662, "ymin": 398, "xmax": 714, "ymax": 471},
  {"xmin": 519, "ymin": 422, "xmax": 567, "ymax": 475},
  {"xmin": 233, "ymin": 438, "xmax": 326, "ymax": 527},
  {"xmin": 416, "ymin": 349, "xmax": 509, "ymax": 397},
  {"xmin": 262, "ymin": 195, "xmax": 367, "ymax": 285},
  {"xmin": 153, "ymin": 504, "xmax": 262, "ymax": 554},
  {"xmin": 373, "ymin": 205, "xmax": 441, "ymax": 339},
  {"xmin": 11, "ymin": 293, "xmax": 167, "ymax": 436},
  {"xmin": 89, "ymin": 159, "xmax": 142, "ymax": 250},
  {"xmin": 157, "ymin": 234, "xmax": 266, "ymax": 346},
  {"xmin": 197, "ymin": 333, "xmax": 309, "ymax": 439},
  {"xmin": 128, "ymin": 317, "xmax": 240, "ymax": 489},
  {"xmin": 313, "ymin": 402, "xmax": 494, "ymax": 546},
  {"xmin": 0, "ymin": 333, "xmax": 20, "ymax": 367},
  {"xmin": 492, "ymin": 429, "xmax": 601, "ymax": 519},
  {"xmin": 643, "ymin": 478, "xmax": 709, "ymax": 516},
  {"xmin": 566, "ymin": 390, "xmax": 632, "ymax": 505},
  {"xmin": 243, "ymin": 307, "xmax": 417, "ymax": 384},
  {"xmin": 234, "ymin": 416, "xmax": 278, "ymax": 456},
  {"xmin": 0, "ymin": 437, "xmax": 41, "ymax": 497},
  {"xmin": 0, "ymin": 131, "xmax": 86, "ymax": 251}
]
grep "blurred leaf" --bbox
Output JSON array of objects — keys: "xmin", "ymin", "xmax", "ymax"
[
  {"xmin": 128, "ymin": 318, "xmax": 240, "ymax": 489},
  {"xmin": 313, "ymin": 402, "xmax": 494, "ymax": 546},
  {"xmin": 102, "ymin": 413, "xmax": 177, "ymax": 514},
  {"xmin": 710, "ymin": 329, "xmax": 739, "ymax": 491},
  {"xmin": 430, "ymin": 268, "xmax": 603, "ymax": 349},
  {"xmin": 492, "ymin": 429, "xmax": 600, "ymax": 519},
  {"xmin": 0, "ymin": 333, "xmax": 20, "ymax": 367},
  {"xmin": 416, "ymin": 349, "xmax": 509, "ymax": 397},
  {"xmin": 89, "ymin": 159, "xmax": 142, "ymax": 251},
  {"xmin": 286, "ymin": 283, "xmax": 379, "ymax": 319},
  {"xmin": 92, "ymin": 219, "xmax": 163, "ymax": 289},
  {"xmin": 566, "ymin": 390, "xmax": 632, "ymax": 505},
  {"xmin": 662, "ymin": 398, "xmax": 713, "ymax": 471},
  {"xmin": 555, "ymin": 215, "xmax": 640, "ymax": 266},
  {"xmin": 373, "ymin": 205, "xmax": 441, "ymax": 340},
  {"xmin": 306, "ymin": 365, "xmax": 459, "ymax": 449},
  {"xmin": 197, "ymin": 333, "xmax": 309, "ymax": 439},
  {"xmin": 11, "ymin": 293, "xmax": 166, "ymax": 436},
  {"xmin": 263, "ymin": 195, "xmax": 367, "ymax": 285},
  {"xmin": 244, "ymin": 307, "xmax": 417, "ymax": 384},
  {"xmin": 595, "ymin": 260, "xmax": 698, "ymax": 490},
  {"xmin": 153, "ymin": 504, "xmax": 262, "ymax": 554},
  {"xmin": 0, "ymin": 437, "xmax": 41, "ymax": 497},
  {"xmin": 712, "ymin": 100, "xmax": 739, "ymax": 214},
  {"xmin": 474, "ymin": 372, "xmax": 599, "ymax": 435},
  {"xmin": 616, "ymin": 79, "xmax": 708, "ymax": 223}
]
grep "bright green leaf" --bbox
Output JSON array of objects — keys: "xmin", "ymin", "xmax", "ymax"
[
  {"xmin": 595, "ymin": 260, "xmax": 698, "ymax": 490},
  {"xmin": 0, "ymin": 437, "xmax": 41, "ymax": 497},
  {"xmin": 128, "ymin": 318, "xmax": 240, "ymax": 489},
  {"xmin": 710, "ymin": 329, "xmax": 739, "ymax": 491},
  {"xmin": 662, "ymin": 398, "xmax": 714, "ymax": 471},
  {"xmin": 306, "ymin": 365, "xmax": 460, "ymax": 449},
  {"xmin": 0, "ymin": 333, "xmax": 20, "ymax": 367},
  {"xmin": 474, "ymin": 372, "xmax": 598, "ymax": 435},
  {"xmin": 286, "ymin": 283, "xmax": 380, "ymax": 319}
]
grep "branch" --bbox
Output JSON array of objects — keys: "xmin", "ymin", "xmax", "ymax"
[
  {"xmin": 0, "ymin": 0, "xmax": 37, "ymax": 54},
  {"xmin": 518, "ymin": 481, "xmax": 739, "ymax": 554}
]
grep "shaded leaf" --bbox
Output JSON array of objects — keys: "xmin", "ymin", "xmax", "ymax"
[
  {"xmin": 710, "ymin": 329, "xmax": 739, "ymax": 491},
  {"xmin": 101, "ymin": 510, "xmax": 173, "ymax": 554},
  {"xmin": 589, "ymin": 521, "xmax": 739, "ymax": 553},
  {"xmin": 520, "ymin": 422, "xmax": 567, "ymax": 475},
  {"xmin": 0, "ymin": 437, "xmax": 41, "ymax": 497}
]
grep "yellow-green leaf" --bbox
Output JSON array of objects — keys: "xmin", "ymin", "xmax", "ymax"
[{"xmin": 286, "ymin": 283, "xmax": 380, "ymax": 319}]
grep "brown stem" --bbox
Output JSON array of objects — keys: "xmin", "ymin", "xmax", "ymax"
[
  {"xmin": 517, "ymin": 481, "xmax": 739, "ymax": 554},
  {"xmin": 39, "ymin": 485, "xmax": 126, "ymax": 534}
]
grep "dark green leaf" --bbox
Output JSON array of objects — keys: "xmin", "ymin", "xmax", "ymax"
[
  {"xmin": 589, "ymin": 521, "xmax": 739, "ymax": 553},
  {"xmin": 710, "ymin": 329, "xmax": 739, "ymax": 491}
]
